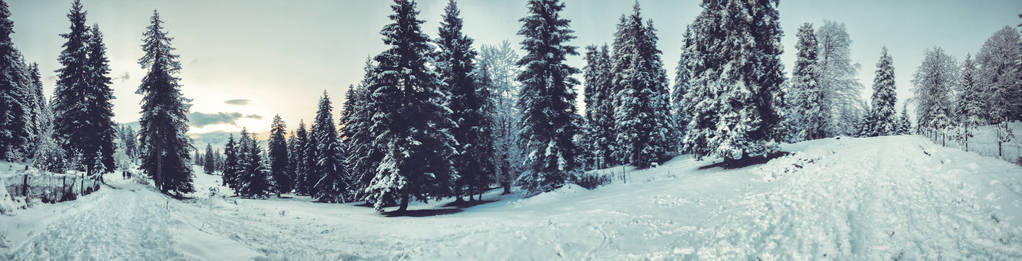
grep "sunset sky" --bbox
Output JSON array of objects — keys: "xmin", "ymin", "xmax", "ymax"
[{"xmin": 8, "ymin": 0, "xmax": 1021, "ymax": 140}]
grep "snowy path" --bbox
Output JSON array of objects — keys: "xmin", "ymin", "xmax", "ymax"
[{"xmin": 2, "ymin": 135, "xmax": 1021, "ymax": 260}]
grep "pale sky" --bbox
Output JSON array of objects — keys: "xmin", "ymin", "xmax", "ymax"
[{"xmin": 9, "ymin": 0, "xmax": 1022, "ymax": 140}]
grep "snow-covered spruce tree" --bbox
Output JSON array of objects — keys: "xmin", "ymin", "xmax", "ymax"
[
  {"xmin": 29, "ymin": 62, "xmax": 65, "ymax": 172},
  {"xmin": 222, "ymin": 134, "xmax": 239, "ymax": 188},
  {"xmin": 468, "ymin": 64, "xmax": 497, "ymax": 198},
  {"xmin": 609, "ymin": 3, "xmax": 672, "ymax": 169},
  {"xmin": 682, "ymin": 0, "xmax": 785, "ymax": 164},
  {"xmin": 912, "ymin": 48, "xmax": 957, "ymax": 146},
  {"xmin": 137, "ymin": 10, "xmax": 194, "ymax": 194},
  {"xmin": 865, "ymin": 47, "xmax": 897, "ymax": 137},
  {"xmin": 514, "ymin": 0, "xmax": 581, "ymax": 193},
  {"xmin": 268, "ymin": 115, "xmax": 291, "ymax": 196},
  {"xmin": 789, "ymin": 23, "xmax": 824, "ymax": 141},
  {"xmin": 118, "ymin": 125, "xmax": 138, "ymax": 160},
  {"xmin": 976, "ymin": 27, "xmax": 1022, "ymax": 122},
  {"xmin": 671, "ymin": 28, "xmax": 693, "ymax": 151},
  {"xmin": 237, "ymin": 129, "xmax": 270, "ymax": 198},
  {"xmin": 203, "ymin": 144, "xmax": 215, "ymax": 174},
  {"xmin": 290, "ymin": 120, "xmax": 310, "ymax": 195},
  {"xmin": 896, "ymin": 104, "xmax": 912, "ymax": 135},
  {"xmin": 479, "ymin": 41, "xmax": 524, "ymax": 194},
  {"xmin": 435, "ymin": 0, "xmax": 494, "ymax": 201},
  {"xmin": 365, "ymin": 0, "xmax": 457, "ymax": 212},
  {"xmin": 816, "ymin": 21, "xmax": 863, "ymax": 137},
  {"xmin": 299, "ymin": 119, "xmax": 319, "ymax": 196},
  {"xmin": 54, "ymin": 1, "xmax": 117, "ymax": 177},
  {"xmin": 343, "ymin": 60, "xmax": 382, "ymax": 202},
  {"xmin": 581, "ymin": 45, "xmax": 614, "ymax": 169},
  {"xmin": 0, "ymin": 0, "xmax": 32, "ymax": 161},
  {"xmin": 310, "ymin": 91, "xmax": 345, "ymax": 203},
  {"xmin": 955, "ymin": 55, "xmax": 984, "ymax": 151}
]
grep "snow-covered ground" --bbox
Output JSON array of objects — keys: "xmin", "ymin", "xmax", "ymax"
[
  {"xmin": 2, "ymin": 135, "xmax": 1021, "ymax": 260},
  {"xmin": 953, "ymin": 121, "xmax": 1022, "ymax": 163}
]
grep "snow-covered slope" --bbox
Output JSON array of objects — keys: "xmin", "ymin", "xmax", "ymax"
[{"xmin": 2, "ymin": 135, "xmax": 1021, "ymax": 260}]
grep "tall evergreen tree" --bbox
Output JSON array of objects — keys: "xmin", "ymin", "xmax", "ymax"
[
  {"xmin": 87, "ymin": 30, "xmax": 118, "ymax": 173},
  {"xmin": 865, "ymin": 47, "xmax": 898, "ymax": 137},
  {"xmin": 292, "ymin": 120, "xmax": 313, "ymax": 195},
  {"xmin": 137, "ymin": 10, "xmax": 193, "ymax": 194},
  {"xmin": 789, "ymin": 23, "xmax": 824, "ymax": 141},
  {"xmin": 299, "ymin": 119, "xmax": 319, "ymax": 196},
  {"xmin": 912, "ymin": 47, "xmax": 957, "ymax": 146},
  {"xmin": 609, "ymin": 3, "xmax": 673, "ymax": 169},
  {"xmin": 53, "ymin": 2, "xmax": 117, "ymax": 177},
  {"xmin": 268, "ymin": 115, "xmax": 291, "ymax": 196},
  {"xmin": 203, "ymin": 144, "xmax": 215, "ymax": 174},
  {"xmin": 682, "ymin": 0, "xmax": 785, "ymax": 163},
  {"xmin": 956, "ymin": 55, "xmax": 984, "ymax": 151},
  {"xmin": 0, "ymin": 0, "xmax": 31, "ymax": 161},
  {"xmin": 311, "ymin": 91, "xmax": 345, "ymax": 203},
  {"xmin": 237, "ymin": 129, "xmax": 270, "ymax": 198},
  {"xmin": 435, "ymin": 0, "xmax": 493, "ymax": 201},
  {"xmin": 671, "ymin": 28, "xmax": 693, "ymax": 152},
  {"xmin": 342, "ymin": 61, "xmax": 380, "ymax": 202},
  {"xmin": 365, "ymin": 0, "xmax": 456, "ymax": 212},
  {"xmin": 581, "ymin": 45, "xmax": 614, "ymax": 169},
  {"xmin": 515, "ymin": 0, "xmax": 580, "ymax": 193},
  {"xmin": 222, "ymin": 134, "xmax": 239, "ymax": 188}
]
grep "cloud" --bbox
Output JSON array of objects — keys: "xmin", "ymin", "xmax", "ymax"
[
  {"xmin": 117, "ymin": 72, "xmax": 130, "ymax": 82},
  {"xmin": 244, "ymin": 114, "xmax": 263, "ymax": 120},
  {"xmin": 188, "ymin": 112, "xmax": 244, "ymax": 127},
  {"xmin": 224, "ymin": 99, "xmax": 250, "ymax": 105}
]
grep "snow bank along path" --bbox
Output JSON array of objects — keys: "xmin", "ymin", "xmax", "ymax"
[{"xmin": 1, "ymin": 135, "xmax": 1020, "ymax": 260}]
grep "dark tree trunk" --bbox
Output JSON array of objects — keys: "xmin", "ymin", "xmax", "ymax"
[{"xmin": 397, "ymin": 190, "xmax": 410, "ymax": 213}]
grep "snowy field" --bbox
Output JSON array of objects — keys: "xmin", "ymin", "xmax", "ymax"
[{"xmin": 2, "ymin": 135, "xmax": 1021, "ymax": 260}]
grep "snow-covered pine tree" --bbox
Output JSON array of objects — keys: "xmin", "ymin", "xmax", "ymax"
[
  {"xmin": 469, "ymin": 63, "xmax": 497, "ymax": 198},
  {"xmin": 285, "ymin": 130, "xmax": 298, "ymax": 190},
  {"xmin": 609, "ymin": 3, "xmax": 672, "ymax": 169},
  {"xmin": 222, "ymin": 134, "xmax": 239, "ymax": 188},
  {"xmin": 203, "ymin": 144, "xmax": 215, "ymax": 174},
  {"xmin": 137, "ymin": 10, "xmax": 194, "ymax": 195},
  {"xmin": 118, "ymin": 125, "xmax": 138, "ymax": 160},
  {"xmin": 672, "ymin": 28, "xmax": 693, "ymax": 151},
  {"xmin": 896, "ymin": 104, "xmax": 912, "ymax": 135},
  {"xmin": 343, "ymin": 60, "xmax": 382, "ymax": 202},
  {"xmin": 54, "ymin": 2, "xmax": 117, "ymax": 177},
  {"xmin": 0, "ymin": 0, "xmax": 31, "ymax": 161},
  {"xmin": 365, "ymin": 0, "xmax": 457, "ymax": 212},
  {"xmin": 237, "ymin": 129, "xmax": 270, "ymax": 198},
  {"xmin": 299, "ymin": 119, "xmax": 319, "ymax": 196},
  {"xmin": 479, "ymin": 41, "xmax": 524, "ymax": 194},
  {"xmin": 268, "ymin": 115, "xmax": 291, "ymax": 196},
  {"xmin": 789, "ymin": 23, "xmax": 824, "ymax": 141},
  {"xmin": 682, "ymin": 0, "xmax": 785, "ymax": 164},
  {"xmin": 435, "ymin": 0, "xmax": 494, "ymax": 201},
  {"xmin": 310, "ymin": 91, "xmax": 345, "ymax": 203},
  {"xmin": 515, "ymin": 0, "xmax": 580, "ymax": 193},
  {"xmin": 290, "ymin": 120, "xmax": 310, "ymax": 195},
  {"xmin": 581, "ymin": 45, "xmax": 602, "ymax": 169},
  {"xmin": 816, "ymin": 21, "xmax": 862, "ymax": 137},
  {"xmin": 866, "ymin": 47, "xmax": 898, "ymax": 137},
  {"xmin": 956, "ymin": 55, "xmax": 984, "ymax": 151},
  {"xmin": 912, "ymin": 47, "xmax": 957, "ymax": 146}
]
